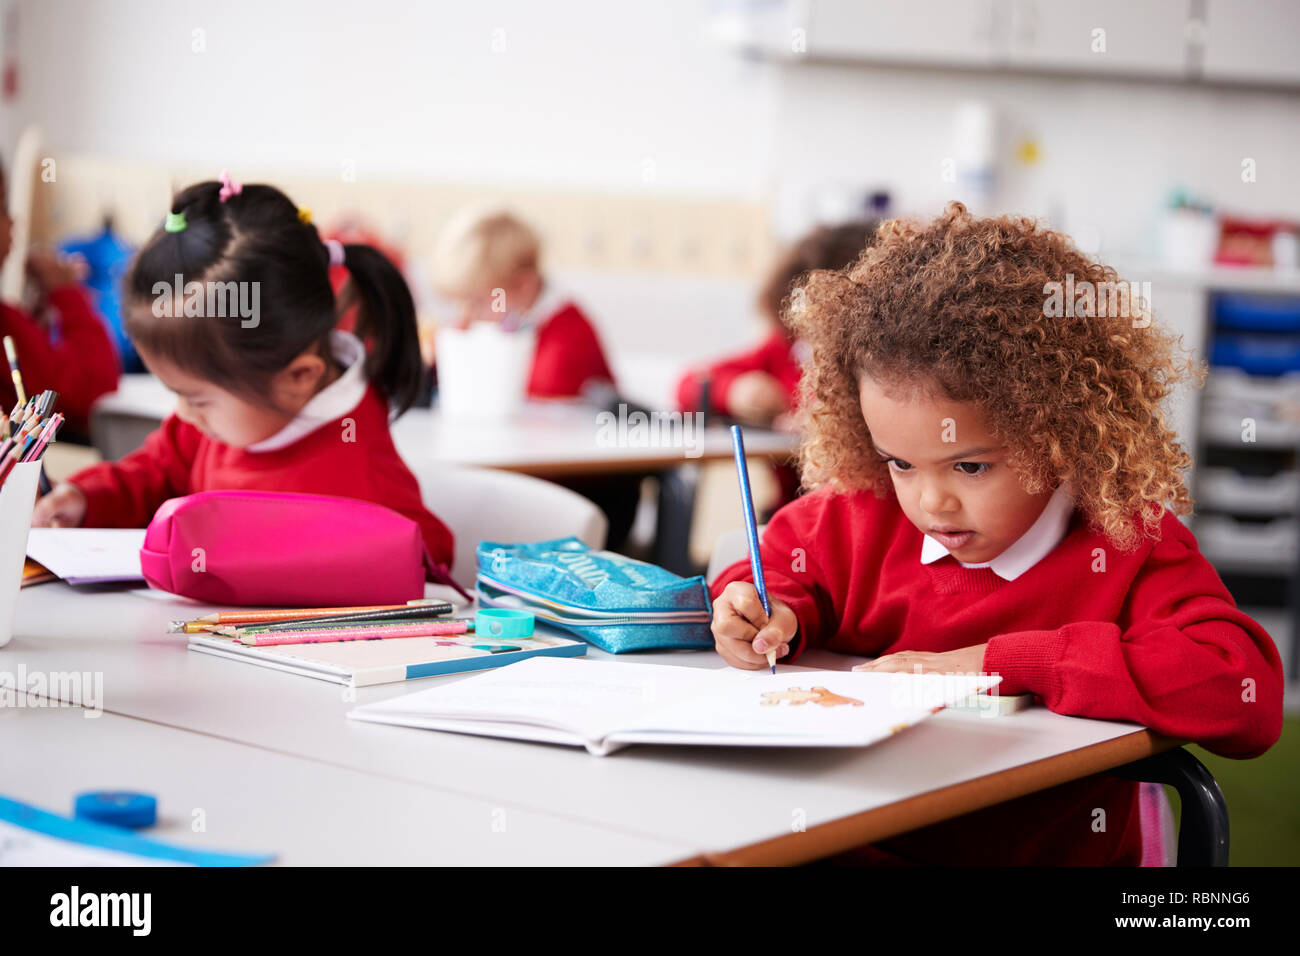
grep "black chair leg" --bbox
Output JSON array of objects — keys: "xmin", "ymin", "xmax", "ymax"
[{"xmin": 1108, "ymin": 747, "xmax": 1229, "ymax": 867}]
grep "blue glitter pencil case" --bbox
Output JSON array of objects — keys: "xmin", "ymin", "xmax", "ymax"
[{"xmin": 475, "ymin": 537, "xmax": 713, "ymax": 653}]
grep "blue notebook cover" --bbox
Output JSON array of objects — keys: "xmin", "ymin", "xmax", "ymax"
[{"xmin": 188, "ymin": 629, "xmax": 587, "ymax": 687}]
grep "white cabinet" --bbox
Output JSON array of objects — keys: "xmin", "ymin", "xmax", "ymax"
[
  {"xmin": 806, "ymin": 0, "xmax": 1000, "ymax": 66},
  {"xmin": 737, "ymin": 0, "xmax": 1300, "ymax": 87},
  {"xmin": 1202, "ymin": 0, "xmax": 1300, "ymax": 85},
  {"xmin": 1004, "ymin": 0, "xmax": 1191, "ymax": 76}
]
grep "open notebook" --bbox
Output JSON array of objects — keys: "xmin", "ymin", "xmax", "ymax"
[
  {"xmin": 25, "ymin": 528, "xmax": 146, "ymax": 584},
  {"xmin": 348, "ymin": 657, "xmax": 1001, "ymax": 755}
]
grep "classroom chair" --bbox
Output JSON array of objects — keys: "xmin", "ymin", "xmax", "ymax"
[
  {"xmin": 1108, "ymin": 749, "xmax": 1229, "ymax": 866},
  {"xmin": 88, "ymin": 406, "xmax": 163, "ymax": 461},
  {"xmin": 410, "ymin": 463, "xmax": 608, "ymax": 589},
  {"xmin": 706, "ymin": 526, "xmax": 765, "ymax": 584},
  {"xmin": 707, "ymin": 531, "xmax": 1223, "ymax": 867}
]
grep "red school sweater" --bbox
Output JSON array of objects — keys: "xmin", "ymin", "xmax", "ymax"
[
  {"xmin": 527, "ymin": 302, "xmax": 616, "ymax": 399},
  {"xmin": 67, "ymin": 384, "xmax": 454, "ymax": 568},
  {"xmin": 711, "ymin": 486, "xmax": 1284, "ymax": 866},
  {"xmin": 676, "ymin": 327, "xmax": 802, "ymax": 417},
  {"xmin": 0, "ymin": 286, "xmax": 121, "ymax": 435}
]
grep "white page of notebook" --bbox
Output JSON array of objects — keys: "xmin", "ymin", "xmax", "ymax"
[
  {"xmin": 611, "ymin": 670, "xmax": 1000, "ymax": 742},
  {"xmin": 353, "ymin": 657, "xmax": 732, "ymax": 741},
  {"xmin": 25, "ymin": 528, "xmax": 146, "ymax": 582},
  {"xmin": 0, "ymin": 819, "xmax": 178, "ymax": 866},
  {"xmin": 351, "ymin": 657, "xmax": 1001, "ymax": 749}
]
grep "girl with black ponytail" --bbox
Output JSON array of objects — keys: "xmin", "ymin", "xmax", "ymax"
[{"xmin": 34, "ymin": 174, "xmax": 454, "ymax": 568}]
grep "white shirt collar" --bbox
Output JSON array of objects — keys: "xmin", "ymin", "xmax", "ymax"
[
  {"xmin": 919, "ymin": 481, "xmax": 1076, "ymax": 581},
  {"xmin": 246, "ymin": 330, "xmax": 369, "ymax": 453}
]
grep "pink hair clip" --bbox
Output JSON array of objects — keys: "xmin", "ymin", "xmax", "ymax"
[
  {"xmin": 325, "ymin": 239, "xmax": 345, "ymax": 267},
  {"xmin": 217, "ymin": 169, "xmax": 243, "ymax": 203}
]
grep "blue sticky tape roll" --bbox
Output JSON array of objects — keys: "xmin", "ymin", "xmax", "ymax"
[
  {"xmin": 474, "ymin": 608, "xmax": 535, "ymax": 639},
  {"xmin": 74, "ymin": 791, "xmax": 157, "ymax": 829}
]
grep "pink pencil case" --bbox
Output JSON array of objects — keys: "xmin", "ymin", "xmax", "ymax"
[{"xmin": 141, "ymin": 490, "xmax": 451, "ymax": 607}]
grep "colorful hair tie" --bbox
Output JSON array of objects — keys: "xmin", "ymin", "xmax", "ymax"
[
  {"xmin": 217, "ymin": 169, "xmax": 243, "ymax": 203},
  {"xmin": 164, "ymin": 210, "xmax": 188, "ymax": 233},
  {"xmin": 297, "ymin": 206, "xmax": 313, "ymax": 224},
  {"xmin": 324, "ymin": 239, "xmax": 345, "ymax": 267}
]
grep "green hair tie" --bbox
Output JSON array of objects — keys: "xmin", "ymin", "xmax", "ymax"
[{"xmin": 164, "ymin": 210, "xmax": 188, "ymax": 233}]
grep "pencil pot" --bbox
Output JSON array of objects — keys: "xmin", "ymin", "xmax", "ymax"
[
  {"xmin": 435, "ymin": 324, "xmax": 534, "ymax": 421},
  {"xmin": 0, "ymin": 462, "xmax": 42, "ymax": 648}
]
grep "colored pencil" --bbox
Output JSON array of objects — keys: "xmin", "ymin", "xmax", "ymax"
[
  {"xmin": 0, "ymin": 392, "xmax": 62, "ymax": 490},
  {"xmin": 235, "ymin": 620, "xmax": 471, "ymax": 647},
  {"xmin": 238, "ymin": 604, "xmax": 457, "ymax": 633},
  {"xmin": 214, "ymin": 617, "xmax": 475, "ymax": 639},
  {"xmin": 3, "ymin": 336, "xmax": 26, "ymax": 405},
  {"xmin": 22, "ymin": 413, "xmax": 62, "ymax": 462},
  {"xmin": 167, "ymin": 599, "xmax": 451, "ymax": 633},
  {"xmin": 731, "ymin": 425, "xmax": 776, "ymax": 674}
]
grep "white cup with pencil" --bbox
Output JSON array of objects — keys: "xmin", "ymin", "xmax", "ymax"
[{"xmin": 1, "ymin": 337, "xmax": 65, "ymax": 646}]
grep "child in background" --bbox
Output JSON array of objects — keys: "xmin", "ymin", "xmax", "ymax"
[
  {"xmin": 430, "ymin": 207, "xmax": 640, "ymax": 549},
  {"xmin": 430, "ymin": 208, "xmax": 615, "ymax": 398},
  {"xmin": 33, "ymin": 176, "xmax": 455, "ymax": 570},
  {"xmin": 711, "ymin": 202, "xmax": 1283, "ymax": 866},
  {"xmin": 0, "ymin": 161, "xmax": 120, "ymax": 437},
  {"xmin": 676, "ymin": 220, "xmax": 877, "ymax": 427}
]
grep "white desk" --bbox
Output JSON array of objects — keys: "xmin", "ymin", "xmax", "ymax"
[
  {"xmin": 8, "ymin": 581, "xmax": 1168, "ymax": 865},
  {"xmin": 0, "ymin": 706, "xmax": 688, "ymax": 866},
  {"xmin": 93, "ymin": 374, "xmax": 798, "ymax": 477}
]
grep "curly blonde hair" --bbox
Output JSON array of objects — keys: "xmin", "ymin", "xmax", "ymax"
[{"xmin": 787, "ymin": 202, "xmax": 1203, "ymax": 552}]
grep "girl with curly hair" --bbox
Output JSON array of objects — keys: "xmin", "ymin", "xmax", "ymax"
[{"xmin": 711, "ymin": 202, "xmax": 1283, "ymax": 866}]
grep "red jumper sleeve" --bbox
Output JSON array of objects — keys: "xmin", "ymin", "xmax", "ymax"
[
  {"xmin": 676, "ymin": 331, "xmax": 799, "ymax": 416},
  {"xmin": 709, "ymin": 492, "xmax": 845, "ymax": 662},
  {"xmin": 67, "ymin": 415, "xmax": 200, "ymax": 528},
  {"xmin": 1, "ymin": 287, "xmax": 121, "ymax": 431},
  {"xmin": 982, "ymin": 526, "xmax": 1284, "ymax": 759}
]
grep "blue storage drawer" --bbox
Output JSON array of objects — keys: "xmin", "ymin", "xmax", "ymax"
[
  {"xmin": 1211, "ymin": 334, "xmax": 1300, "ymax": 376},
  {"xmin": 1215, "ymin": 293, "xmax": 1300, "ymax": 333}
]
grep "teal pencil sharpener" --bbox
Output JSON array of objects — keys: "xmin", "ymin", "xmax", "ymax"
[{"xmin": 473, "ymin": 608, "xmax": 535, "ymax": 639}]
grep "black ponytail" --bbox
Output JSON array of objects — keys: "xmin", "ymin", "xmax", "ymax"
[
  {"xmin": 336, "ymin": 244, "xmax": 422, "ymax": 416},
  {"xmin": 124, "ymin": 179, "xmax": 419, "ymax": 417}
]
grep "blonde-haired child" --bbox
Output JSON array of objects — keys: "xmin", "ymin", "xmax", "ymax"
[{"xmin": 431, "ymin": 207, "xmax": 615, "ymax": 398}]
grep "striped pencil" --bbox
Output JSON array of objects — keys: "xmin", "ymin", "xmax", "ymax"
[
  {"xmin": 215, "ymin": 615, "xmax": 472, "ymax": 637},
  {"xmin": 238, "ymin": 605, "xmax": 457, "ymax": 634},
  {"xmin": 167, "ymin": 599, "xmax": 451, "ymax": 633},
  {"xmin": 22, "ymin": 413, "xmax": 62, "ymax": 460},
  {"xmin": 234, "ymin": 620, "xmax": 471, "ymax": 647}
]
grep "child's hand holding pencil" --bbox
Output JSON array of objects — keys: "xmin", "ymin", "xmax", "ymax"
[
  {"xmin": 711, "ymin": 581, "xmax": 796, "ymax": 671},
  {"xmin": 718, "ymin": 424, "xmax": 797, "ymax": 672}
]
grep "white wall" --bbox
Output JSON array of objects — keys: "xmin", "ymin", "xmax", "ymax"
[
  {"xmin": 4, "ymin": 0, "xmax": 1299, "ymax": 403},
  {"xmin": 7, "ymin": 0, "xmax": 1299, "ymax": 263},
  {"xmin": 769, "ymin": 61, "xmax": 1300, "ymax": 262},
  {"xmin": 0, "ymin": 0, "xmax": 782, "ymax": 398},
  {"xmin": 1, "ymin": 0, "xmax": 777, "ymax": 196}
]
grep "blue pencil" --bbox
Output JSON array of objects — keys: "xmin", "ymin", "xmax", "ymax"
[{"xmin": 731, "ymin": 425, "xmax": 776, "ymax": 673}]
